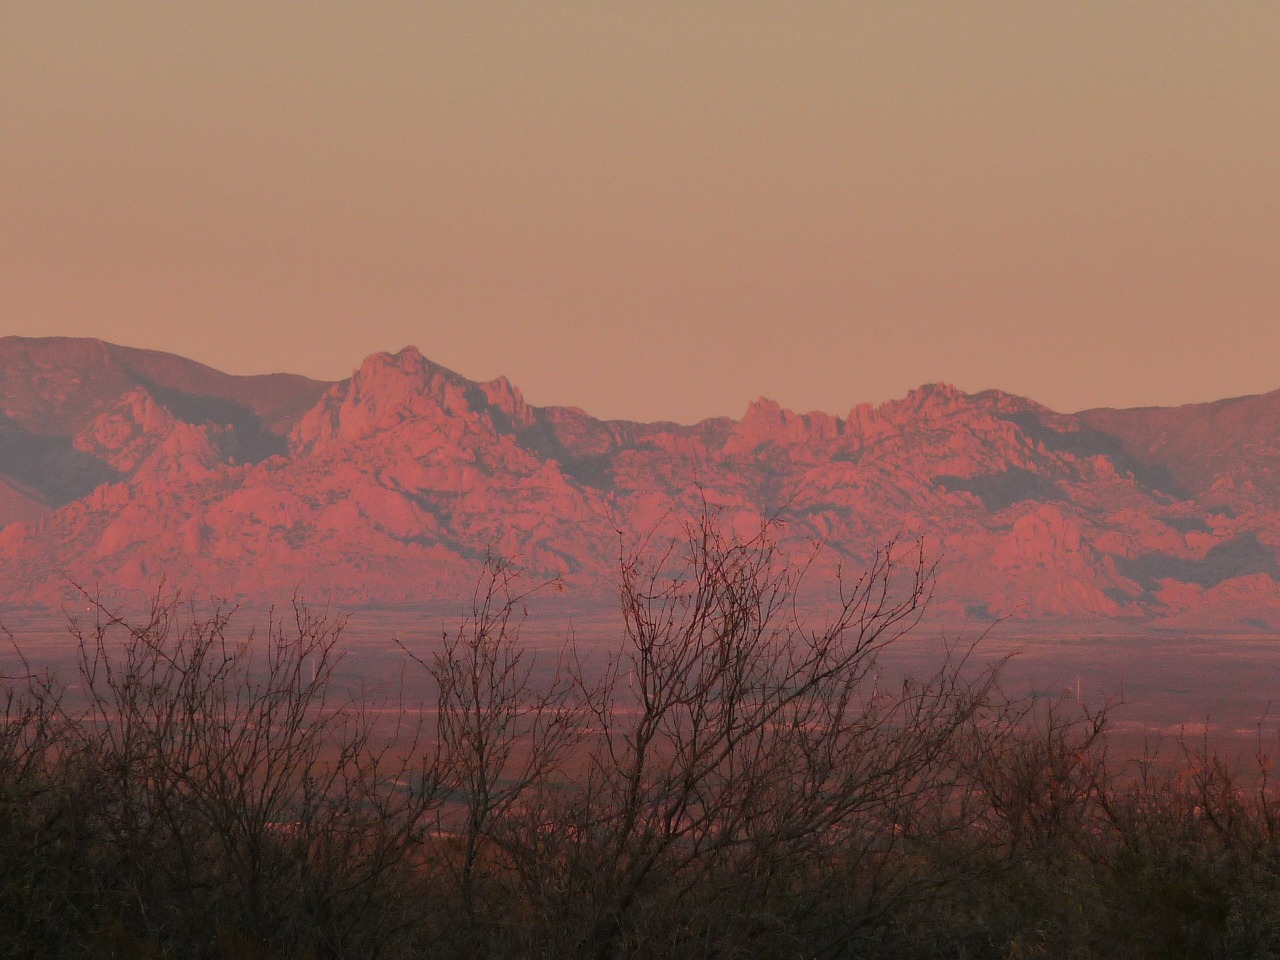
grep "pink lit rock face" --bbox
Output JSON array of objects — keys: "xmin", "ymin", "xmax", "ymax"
[{"xmin": 2, "ymin": 335, "xmax": 1279, "ymax": 628}]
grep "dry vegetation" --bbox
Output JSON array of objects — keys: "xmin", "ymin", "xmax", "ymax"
[{"xmin": 4, "ymin": 514, "xmax": 1280, "ymax": 959}]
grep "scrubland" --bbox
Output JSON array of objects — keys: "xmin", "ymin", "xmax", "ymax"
[{"xmin": 4, "ymin": 517, "xmax": 1280, "ymax": 959}]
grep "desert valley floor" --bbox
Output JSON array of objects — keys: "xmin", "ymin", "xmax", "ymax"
[{"xmin": 5, "ymin": 604, "xmax": 1280, "ymax": 765}]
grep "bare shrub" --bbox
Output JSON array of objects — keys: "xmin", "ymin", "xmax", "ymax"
[
  {"xmin": 0, "ymin": 627, "xmax": 90, "ymax": 956},
  {"xmin": 398, "ymin": 555, "xmax": 589, "ymax": 953},
  {"xmin": 31, "ymin": 594, "xmax": 431, "ymax": 959},
  {"xmin": 467, "ymin": 514, "xmax": 1007, "ymax": 960}
]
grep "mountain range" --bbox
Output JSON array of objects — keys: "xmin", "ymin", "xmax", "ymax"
[{"xmin": 2, "ymin": 335, "xmax": 1278, "ymax": 628}]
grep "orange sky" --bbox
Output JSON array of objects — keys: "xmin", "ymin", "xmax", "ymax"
[{"xmin": 2, "ymin": 3, "xmax": 1277, "ymax": 422}]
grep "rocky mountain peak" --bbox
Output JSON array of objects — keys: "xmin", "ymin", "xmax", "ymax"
[
  {"xmin": 479, "ymin": 375, "xmax": 536, "ymax": 430},
  {"xmin": 724, "ymin": 397, "xmax": 843, "ymax": 452},
  {"xmin": 888, "ymin": 382, "xmax": 971, "ymax": 419},
  {"xmin": 291, "ymin": 347, "xmax": 481, "ymax": 451}
]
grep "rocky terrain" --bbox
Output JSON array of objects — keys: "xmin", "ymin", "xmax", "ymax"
[{"xmin": 2, "ymin": 335, "xmax": 1278, "ymax": 627}]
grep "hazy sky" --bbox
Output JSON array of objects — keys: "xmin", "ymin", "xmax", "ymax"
[{"xmin": 2, "ymin": 3, "xmax": 1277, "ymax": 422}]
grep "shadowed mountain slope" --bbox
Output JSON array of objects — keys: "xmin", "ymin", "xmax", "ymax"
[
  {"xmin": 1081, "ymin": 390, "xmax": 1280, "ymax": 507},
  {"xmin": 0, "ymin": 337, "xmax": 331, "ymax": 520}
]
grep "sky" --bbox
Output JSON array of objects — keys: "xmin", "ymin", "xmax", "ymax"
[{"xmin": 2, "ymin": 3, "xmax": 1278, "ymax": 423}]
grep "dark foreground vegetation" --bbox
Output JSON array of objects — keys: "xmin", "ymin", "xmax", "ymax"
[{"xmin": 4, "ymin": 517, "xmax": 1280, "ymax": 959}]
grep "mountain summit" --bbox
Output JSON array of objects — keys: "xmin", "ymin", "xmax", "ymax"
[{"xmin": 2, "ymin": 336, "xmax": 1278, "ymax": 627}]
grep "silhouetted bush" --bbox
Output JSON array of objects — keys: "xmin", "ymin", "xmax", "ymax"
[
  {"xmin": 1, "ymin": 600, "xmax": 435, "ymax": 959},
  {"xmin": 4, "ymin": 516, "xmax": 1280, "ymax": 958}
]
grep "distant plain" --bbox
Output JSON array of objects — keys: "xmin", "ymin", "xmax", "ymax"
[{"xmin": 7, "ymin": 603, "xmax": 1280, "ymax": 767}]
